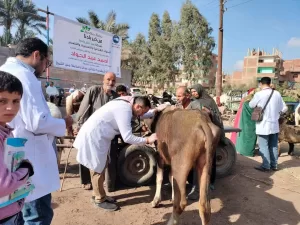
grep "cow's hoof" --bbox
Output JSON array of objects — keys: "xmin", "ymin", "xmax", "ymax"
[{"xmin": 151, "ymin": 198, "xmax": 161, "ymax": 208}]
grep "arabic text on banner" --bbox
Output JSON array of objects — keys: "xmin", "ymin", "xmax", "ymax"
[{"xmin": 53, "ymin": 15, "xmax": 122, "ymax": 78}]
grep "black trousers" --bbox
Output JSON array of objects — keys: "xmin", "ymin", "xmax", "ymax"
[{"xmin": 79, "ymin": 137, "xmax": 118, "ymax": 191}]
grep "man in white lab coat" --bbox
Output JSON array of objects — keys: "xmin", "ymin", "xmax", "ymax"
[
  {"xmin": 74, "ymin": 96, "xmax": 159, "ymax": 211},
  {"xmin": 46, "ymin": 81, "xmax": 59, "ymax": 103},
  {"xmin": 249, "ymin": 77, "xmax": 287, "ymax": 172},
  {"xmin": 0, "ymin": 38, "xmax": 73, "ymax": 225}
]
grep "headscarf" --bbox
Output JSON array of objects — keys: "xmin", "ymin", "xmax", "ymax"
[{"xmin": 189, "ymin": 84, "xmax": 226, "ymax": 144}]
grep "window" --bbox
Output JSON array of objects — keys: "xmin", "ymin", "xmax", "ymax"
[{"xmin": 258, "ymin": 59, "xmax": 264, "ymax": 63}]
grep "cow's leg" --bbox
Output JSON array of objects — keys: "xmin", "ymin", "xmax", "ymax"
[
  {"xmin": 167, "ymin": 160, "xmax": 193, "ymax": 225},
  {"xmin": 169, "ymin": 172, "xmax": 174, "ymax": 202},
  {"xmin": 278, "ymin": 142, "xmax": 281, "ymax": 157},
  {"xmin": 151, "ymin": 156, "xmax": 164, "ymax": 208},
  {"xmin": 288, "ymin": 142, "xmax": 295, "ymax": 156},
  {"xmin": 197, "ymin": 155, "xmax": 211, "ymax": 225}
]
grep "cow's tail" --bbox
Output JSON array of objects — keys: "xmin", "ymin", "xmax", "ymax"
[{"xmin": 198, "ymin": 122, "xmax": 214, "ymax": 225}]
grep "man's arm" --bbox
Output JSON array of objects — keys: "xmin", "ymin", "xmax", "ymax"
[
  {"xmin": 279, "ymin": 95, "xmax": 288, "ymax": 113},
  {"xmin": 20, "ymin": 82, "xmax": 66, "ymax": 137},
  {"xmin": 113, "ymin": 104, "xmax": 147, "ymax": 145},
  {"xmin": 249, "ymin": 93, "xmax": 259, "ymax": 109}
]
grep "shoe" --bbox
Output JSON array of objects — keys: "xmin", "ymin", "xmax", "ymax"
[
  {"xmin": 271, "ymin": 167, "xmax": 278, "ymax": 171},
  {"xmin": 254, "ymin": 166, "xmax": 270, "ymax": 172},
  {"xmin": 94, "ymin": 200, "xmax": 119, "ymax": 212},
  {"xmin": 91, "ymin": 196, "xmax": 117, "ymax": 203},
  {"xmin": 82, "ymin": 183, "xmax": 92, "ymax": 190},
  {"xmin": 288, "ymin": 152, "xmax": 294, "ymax": 156},
  {"xmin": 187, "ymin": 186, "xmax": 199, "ymax": 200}
]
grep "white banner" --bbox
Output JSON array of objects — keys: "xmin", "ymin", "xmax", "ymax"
[{"xmin": 53, "ymin": 15, "xmax": 122, "ymax": 77}]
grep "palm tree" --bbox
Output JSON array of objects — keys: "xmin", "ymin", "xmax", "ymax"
[
  {"xmin": 13, "ymin": 0, "xmax": 46, "ymax": 43},
  {"xmin": 76, "ymin": 10, "xmax": 130, "ymax": 40},
  {"xmin": 0, "ymin": 0, "xmax": 19, "ymax": 45},
  {"xmin": 0, "ymin": 0, "xmax": 46, "ymax": 46}
]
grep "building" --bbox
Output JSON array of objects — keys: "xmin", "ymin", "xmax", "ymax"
[
  {"xmin": 227, "ymin": 48, "xmax": 300, "ymax": 87},
  {"xmin": 281, "ymin": 59, "xmax": 300, "ymax": 84}
]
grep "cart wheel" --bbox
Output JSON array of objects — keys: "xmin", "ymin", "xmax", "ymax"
[
  {"xmin": 216, "ymin": 137, "xmax": 237, "ymax": 178},
  {"xmin": 118, "ymin": 145, "xmax": 157, "ymax": 187}
]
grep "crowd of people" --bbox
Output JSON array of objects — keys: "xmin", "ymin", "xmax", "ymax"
[{"xmin": 0, "ymin": 36, "xmax": 289, "ymax": 225}]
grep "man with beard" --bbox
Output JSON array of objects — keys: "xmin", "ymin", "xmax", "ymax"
[
  {"xmin": 74, "ymin": 72, "xmax": 119, "ymax": 191},
  {"xmin": 0, "ymin": 38, "xmax": 73, "ymax": 225}
]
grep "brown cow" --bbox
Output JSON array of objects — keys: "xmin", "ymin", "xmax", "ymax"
[{"xmin": 148, "ymin": 107, "xmax": 221, "ymax": 225}]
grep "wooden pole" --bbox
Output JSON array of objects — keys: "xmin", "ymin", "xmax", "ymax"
[{"xmin": 216, "ymin": 0, "xmax": 225, "ymax": 106}]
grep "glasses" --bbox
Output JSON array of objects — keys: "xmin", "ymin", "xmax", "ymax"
[{"xmin": 40, "ymin": 54, "xmax": 52, "ymax": 68}]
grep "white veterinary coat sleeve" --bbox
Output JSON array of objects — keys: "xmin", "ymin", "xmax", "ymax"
[
  {"xmin": 113, "ymin": 106, "xmax": 147, "ymax": 145},
  {"xmin": 140, "ymin": 109, "xmax": 156, "ymax": 119},
  {"xmin": 281, "ymin": 99, "xmax": 288, "ymax": 113},
  {"xmin": 21, "ymin": 80, "xmax": 66, "ymax": 136},
  {"xmin": 249, "ymin": 93, "xmax": 259, "ymax": 109}
]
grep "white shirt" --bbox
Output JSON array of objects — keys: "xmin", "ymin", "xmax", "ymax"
[
  {"xmin": 46, "ymin": 85, "xmax": 59, "ymax": 96},
  {"xmin": 0, "ymin": 57, "xmax": 66, "ymax": 201},
  {"xmin": 74, "ymin": 99, "xmax": 152, "ymax": 173},
  {"xmin": 249, "ymin": 87, "xmax": 287, "ymax": 135}
]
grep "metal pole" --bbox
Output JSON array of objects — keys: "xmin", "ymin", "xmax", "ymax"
[
  {"xmin": 46, "ymin": 6, "xmax": 50, "ymax": 82},
  {"xmin": 216, "ymin": 0, "xmax": 225, "ymax": 106},
  {"xmin": 38, "ymin": 7, "xmax": 54, "ymax": 82}
]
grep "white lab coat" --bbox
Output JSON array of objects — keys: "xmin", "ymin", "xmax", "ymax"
[
  {"xmin": 249, "ymin": 87, "xmax": 287, "ymax": 135},
  {"xmin": 0, "ymin": 58, "xmax": 66, "ymax": 202},
  {"xmin": 46, "ymin": 85, "xmax": 59, "ymax": 96},
  {"xmin": 74, "ymin": 98, "xmax": 154, "ymax": 174}
]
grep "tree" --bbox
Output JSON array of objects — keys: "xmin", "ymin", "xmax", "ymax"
[
  {"xmin": 13, "ymin": 0, "xmax": 46, "ymax": 43},
  {"xmin": 178, "ymin": 0, "xmax": 215, "ymax": 81},
  {"xmin": 147, "ymin": 12, "xmax": 179, "ymax": 87},
  {"xmin": 148, "ymin": 13, "xmax": 161, "ymax": 44},
  {"xmin": 0, "ymin": 0, "xmax": 45, "ymax": 46},
  {"xmin": 123, "ymin": 33, "xmax": 151, "ymax": 85},
  {"xmin": 76, "ymin": 10, "xmax": 130, "ymax": 40},
  {"xmin": 0, "ymin": 0, "xmax": 19, "ymax": 45}
]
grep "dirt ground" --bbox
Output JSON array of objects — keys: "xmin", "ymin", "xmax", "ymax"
[{"xmin": 51, "ymin": 139, "xmax": 300, "ymax": 225}]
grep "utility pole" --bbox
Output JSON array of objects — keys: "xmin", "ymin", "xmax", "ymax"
[{"xmin": 216, "ymin": 0, "xmax": 225, "ymax": 106}]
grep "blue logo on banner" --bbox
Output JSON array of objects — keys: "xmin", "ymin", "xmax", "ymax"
[{"xmin": 113, "ymin": 35, "xmax": 120, "ymax": 44}]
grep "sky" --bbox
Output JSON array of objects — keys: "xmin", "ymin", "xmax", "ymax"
[{"xmin": 5, "ymin": 0, "xmax": 300, "ymax": 73}]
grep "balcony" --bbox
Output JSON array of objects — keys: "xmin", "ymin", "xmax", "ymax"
[
  {"xmin": 258, "ymin": 62, "xmax": 277, "ymax": 67},
  {"xmin": 257, "ymin": 73, "xmax": 277, "ymax": 78}
]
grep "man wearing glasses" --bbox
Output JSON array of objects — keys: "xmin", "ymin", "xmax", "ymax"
[{"xmin": 0, "ymin": 38, "xmax": 73, "ymax": 225}]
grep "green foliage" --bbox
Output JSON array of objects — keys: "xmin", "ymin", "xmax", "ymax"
[
  {"xmin": 0, "ymin": 0, "xmax": 45, "ymax": 46},
  {"xmin": 178, "ymin": 0, "xmax": 215, "ymax": 81},
  {"xmin": 76, "ymin": 10, "xmax": 130, "ymax": 40}
]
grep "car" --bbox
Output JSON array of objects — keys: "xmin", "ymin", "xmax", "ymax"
[{"xmin": 130, "ymin": 87, "xmax": 142, "ymax": 97}]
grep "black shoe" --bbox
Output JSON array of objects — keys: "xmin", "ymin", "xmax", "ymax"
[
  {"xmin": 254, "ymin": 166, "xmax": 270, "ymax": 172},
  {"xmin": 288, "ymin": 152, "xmax": 294, "ymax": 156},
  {"xmin": 271, "ymin": 167, "xmax": 278, "ymax": 171},
  {"xmin": 187, "ymin": 186, "xmax": 199, "ymax": 200},
  {"xmin": 94, "ymin": 200, "xmax": 119, "ymax": 212},
  {"xmin": 91, "ymin": 196, "xmax": 117, "ymax": 203}
]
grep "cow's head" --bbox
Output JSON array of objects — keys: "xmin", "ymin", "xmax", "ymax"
[{"xmin": 143, "ymin": 106, "xmax": 175, "ymax": 133}]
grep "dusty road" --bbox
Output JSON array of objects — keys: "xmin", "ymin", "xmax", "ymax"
[{"xmin": 51, "ymin": 142, "xmax": 300, "ymax": 225}]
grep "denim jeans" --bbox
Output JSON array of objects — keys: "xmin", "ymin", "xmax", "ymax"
[
  {"xmin": 0, "ymin": 213, "xmax": 22, "ymax": 225},
  {"xmin": 17, "ymin": 194, "xmax": 53, "ymax": 225},
  {"xmin": 257, "ymin": 133, "xmax": 279, "ymax": 169}
]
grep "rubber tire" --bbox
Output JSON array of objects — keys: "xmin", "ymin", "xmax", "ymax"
[
  {"xmin": 118, "ymin": 145, "xmax": 157, "ymax": 187},
  {"xmin": 216, "ymin": 137, "xmax": 237, "ymax": 178}
]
